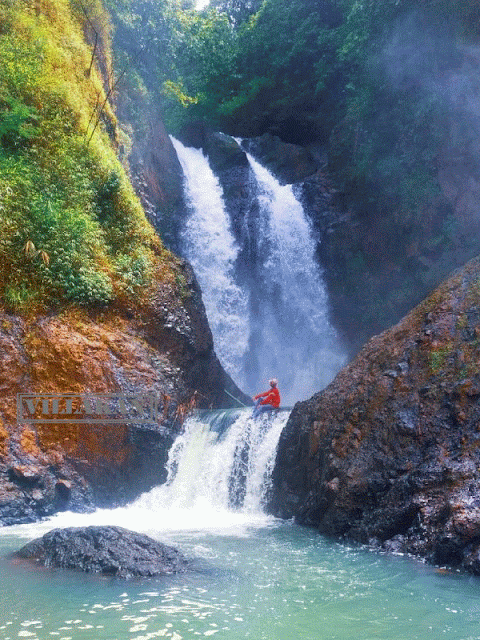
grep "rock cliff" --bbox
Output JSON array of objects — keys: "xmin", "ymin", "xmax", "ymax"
[
  {"xmin": 271, "ymin": 256, "xmax": 480, "ymax": 574},
  {"xmin": 126, "ymin": 112, "xmax": 187, "ymax": 253},
  {"xmin": 0, "ymin": 258, "xmax": 247, "ymax": 525}
]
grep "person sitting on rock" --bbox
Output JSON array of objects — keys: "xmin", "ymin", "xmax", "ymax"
[{"xmin": 252, "ymin": 378, "xmax": 281, "ymax": 418}]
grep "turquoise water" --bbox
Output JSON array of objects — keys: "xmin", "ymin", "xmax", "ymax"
[
  {"xmin": 1, "ymin": 520, "xmax": 480, "ymax": 640},
  {"xmin": 2, "ymin": 410, "xmax": 480, "ymax": 640}
]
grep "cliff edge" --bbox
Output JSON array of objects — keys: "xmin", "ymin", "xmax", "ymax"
[{"xmin": 271, "ymin": 256, "xmax": 480, "ymax": 574}]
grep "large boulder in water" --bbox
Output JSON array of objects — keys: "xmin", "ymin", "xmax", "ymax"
[
  {"xmin": 270, "ymin": 256, "xmax": 480, "ymax": 574},
  {"xmin": 15, "ymin": 526, "xmax": 189, "ymax": 578}
]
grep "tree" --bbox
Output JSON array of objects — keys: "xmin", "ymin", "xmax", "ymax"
[{"xmin": 209, "ymin": 0, "xmax": 262, "ymax": 26}]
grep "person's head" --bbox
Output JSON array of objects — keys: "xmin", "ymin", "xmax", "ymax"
[{"xmin": 269, "ymin": 378, "xmax": 278, "ymax": 388}]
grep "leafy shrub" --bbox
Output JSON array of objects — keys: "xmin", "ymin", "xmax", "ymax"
[
  {"xmin": 60, "ymin": 266, "xmax": 113, "ymax": 306},
  {"xmin": 24, "ymin": 197, "xmax": 113, "ymax": 306},
  {"xmin": 95, "ymin": 171, "xmax": 121, "ymax": 221},
  {"xmin": 115, "ymin": 248, "xmax": 152, "ymax": 296},
  {"xmin": 0, "ymin": 96, "xmax": 40, "ymax": 150},
  {"xmin": 3, "ymin": 284, "xmax": 38, "ymax": 313}
]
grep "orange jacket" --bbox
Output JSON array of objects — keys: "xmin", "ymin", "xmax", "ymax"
[{"xmin": 254, "ymin": 387, "xmax": 280, "ymax": 408}]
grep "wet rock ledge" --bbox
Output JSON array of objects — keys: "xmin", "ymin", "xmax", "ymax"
[
  {"xmin": 15, "ymin": 526, "xmax": 188, "ymax": 578},
  {"xmin": 270, "ymin": 256, "xmax": 480, "ymax": 575}
]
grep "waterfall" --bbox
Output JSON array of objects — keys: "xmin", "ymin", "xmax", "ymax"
[
  {"xmin": 13, "ymin": 409, "xmax": 290, "ymax": 536},
  {"xmin": 172, "ymin": 135, "xmax": 345, "ymax": 404},
  {"xmin": 134, "ymin": 408, "xmax": 288, "ymax": 522},
  {"xmin": 240, "ymin": 150, "xmax": 345, "ymax": 402},
  {"xmin": 170, "ymin": 138, "xmax": 250, "ymax": 381}
]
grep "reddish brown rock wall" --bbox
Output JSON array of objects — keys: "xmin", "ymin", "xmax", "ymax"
[{"xmin": 0, "ymin": 260, "xmax": 247, "ymax": 524}]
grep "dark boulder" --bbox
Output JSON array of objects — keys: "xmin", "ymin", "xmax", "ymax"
[
  {"xmin": 178, "ymin": 120, "xmax": 210, "ymax": 149},
  {"xmin": 202, "ymin": 133, "xmax": 256, "ymax": 263},
  {"xmin": 15, "ymin": 526, "xmax": 189, "ymax": 578},
  {"xmin": 270, "ymin": 256, "xmax": 480, "ymax": 575},
  {"xmin": 204, "ymin": 132, "xmax": 249, "ymax": 175}
]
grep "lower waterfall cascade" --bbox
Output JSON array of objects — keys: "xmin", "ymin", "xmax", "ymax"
[
  {"xmin": 134, "ymin": 408, "xmax": 289, "ymax": 522},
  {"xmin": 4, "ymin": 409, "xmax": 290, "ymax": 536},
  {"xmin": 2, "ymin": 415, "xmax": 480, "ymax": 640},
  {"xmin": 171, "ymin": 135, "xmax": 346, "ymax": 404}
]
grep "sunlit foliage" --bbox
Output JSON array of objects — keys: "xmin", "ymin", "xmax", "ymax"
[{"xmin": 0, "ymin": 0, "xmax": 172, "ymax": 313}]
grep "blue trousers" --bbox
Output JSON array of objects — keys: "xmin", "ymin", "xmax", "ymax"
[{"xmin": 252, "ymin": 398, "xmax": 274, "ymax": 419}]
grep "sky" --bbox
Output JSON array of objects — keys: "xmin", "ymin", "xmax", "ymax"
[{"xmin": 196, "ymin": 0, "xmax": 210, "ymax": 8}]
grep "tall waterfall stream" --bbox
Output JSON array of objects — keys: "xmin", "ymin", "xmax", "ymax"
[
  {"xmin": 169, "ymin": 140, "xmax": 250, "ymax": 384},
  {"xmin": 171, "ymin": 137, "xmax": 345, "ymax": 403}
]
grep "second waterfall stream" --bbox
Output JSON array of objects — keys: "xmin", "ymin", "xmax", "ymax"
[{"xmin": 171, "ymin": 136, "xmax": 345, "ymax": 404}]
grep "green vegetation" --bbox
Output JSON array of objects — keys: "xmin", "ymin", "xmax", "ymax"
[
  {"xmin": 0, "ymin": 0, "xmax": 174, "ymax": 314},
  {"xmin": 429, "ymin": 345, "xmax": 453, "ymax": 375},
  {"xmin": 4, "ymin": 0, "xmax": 480, "ymax": 339},
  {"xmin": 107, "ymin": 0, "xmax": 479, "ymax": 222}
]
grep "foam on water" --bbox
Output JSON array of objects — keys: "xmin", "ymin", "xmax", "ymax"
[{"xmin": 0, "ymin": 409, "xmax": 289, "ymax": 542}]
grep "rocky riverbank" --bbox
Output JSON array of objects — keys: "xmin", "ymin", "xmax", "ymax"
[
  {"xmin": 0, "ymin": 258, "xmax": 247, "ymax": 526},
  {"xmin": 270, "ymin": 256, "xmax": 480, "ymax": 574}
]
